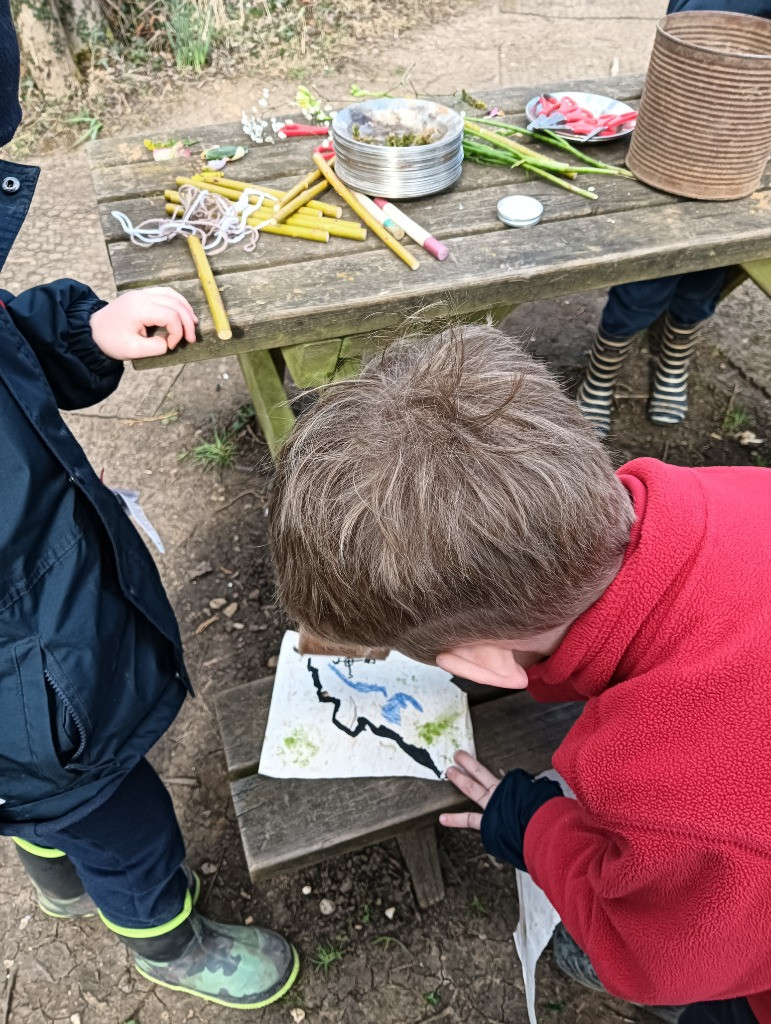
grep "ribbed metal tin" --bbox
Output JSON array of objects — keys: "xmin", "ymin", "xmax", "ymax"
[{"xmin": 626, "ymin": 11, "xmax": 771, "ymax": 200}]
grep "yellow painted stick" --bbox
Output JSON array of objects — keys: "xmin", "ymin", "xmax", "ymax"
[
  {"xmin": 165, "ymin": 203, "xmax": 329, "ymax": 243},
  {"xmin": 274, "ymin": 168, "xmax": 323, "ymax": 210},
  {"xmin": 311, "ymin": 154, "xmax": 420, "ymax": 271},
  {"xmin": 267, "ymin": 180, "xmax": 331, "ymax": 226},
  {"xmin": 185, "ymin": 235, "xmax": 231, "ymax": 340},
  {"xmin": 199, "ymin": 173, "xmax": 343, "ymax": 218},
  {"xmin": 174, "ymin": 178, "xmax": 324, "ymax": 219}
]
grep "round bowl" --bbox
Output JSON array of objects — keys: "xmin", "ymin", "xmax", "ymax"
[
  {"xmin": 524, "ymin": 92, "xmax": 637, "ymax": 144},
  {"xmin": 497, "ymin": 194, "xmax": 544, "ymax": 227}
]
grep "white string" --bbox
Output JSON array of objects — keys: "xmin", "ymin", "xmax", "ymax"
[{"xmin": 111, "ymin": 184, "xmax": 276, "ymax": 254}]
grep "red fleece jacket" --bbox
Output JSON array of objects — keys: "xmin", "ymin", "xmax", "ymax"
[{"xmin": 524, "ymin": 458, "xmax": 771, "ymax": 1021}]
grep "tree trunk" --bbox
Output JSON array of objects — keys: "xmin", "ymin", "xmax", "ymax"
[
  {"xmin": 12, "ymin": 0, "xmax": 80, "ymax": 99},
  {"xmin": 59, "ymin": 0, "xmax": 106, "ymax": 58}
]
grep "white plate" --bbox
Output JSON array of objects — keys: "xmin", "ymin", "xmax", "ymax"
[{"xmin": 524, "ymin": 92, "xmax": 637, "ymax": 145}]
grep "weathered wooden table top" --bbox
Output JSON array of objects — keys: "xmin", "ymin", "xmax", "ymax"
[{"xmin": 87, "ymin": 74, "xmax": 771, "ymax": 368}]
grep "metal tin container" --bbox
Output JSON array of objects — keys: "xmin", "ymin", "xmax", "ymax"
[
  {"xmin": 626, "ymin": 11, "xmax": 771, "ymax": 200},
  {"xmin": 332, "ymin": 99, "xmax": 464, "ymax": 199}
]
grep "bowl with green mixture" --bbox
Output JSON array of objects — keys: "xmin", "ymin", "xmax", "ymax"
[{"xmin": 332, "ymin": 98, "xmax": 464, "ymax": 199}]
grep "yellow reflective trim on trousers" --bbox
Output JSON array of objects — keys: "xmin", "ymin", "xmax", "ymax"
[
  {"xmin": 12, "ymin": 837, "xmax": 67, "ymax": 858},
  {"xmin": 99, "ymin": 889, "xmax": 192, "ymax": 938}
]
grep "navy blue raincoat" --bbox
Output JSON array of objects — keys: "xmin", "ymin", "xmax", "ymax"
[{"xmin": 0, "ymin": 89, "xmax": 190, "ymax": 839}]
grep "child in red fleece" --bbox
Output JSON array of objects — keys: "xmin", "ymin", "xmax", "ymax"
[{"xmin": 269, "ymin": 325, "xmax": 771, "ymax": 1024}]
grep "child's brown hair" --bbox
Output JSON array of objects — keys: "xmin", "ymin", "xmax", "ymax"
[{"xmin": 270, "ymin": 324, "xmax": 635, "ymax": 662}]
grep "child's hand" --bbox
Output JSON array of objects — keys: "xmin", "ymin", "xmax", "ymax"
[
  {"xmin": 90, "ymin": 287, "xmax": 198, "ymax": 361},
  {"xmin": 440, "ymin": 751, "xmax": 501, "ymax": 831}
]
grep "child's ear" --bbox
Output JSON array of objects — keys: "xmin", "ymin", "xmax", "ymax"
[{"xmin": 436, "ymin": 645, "xmax": 529, "ymax": 690}]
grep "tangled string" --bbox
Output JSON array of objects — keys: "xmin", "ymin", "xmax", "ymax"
[{"xmin": 111, "ymin": 184, "xmax": 274, "ymax": 255}]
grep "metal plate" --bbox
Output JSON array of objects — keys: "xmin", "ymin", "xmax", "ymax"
[
  {"xmin": 332, "ymin": 98, "xmax": 464, "ymax": 198},
  {"xmin": 524, "ymin": 92, "xmax": 637, "ymax": 144}
]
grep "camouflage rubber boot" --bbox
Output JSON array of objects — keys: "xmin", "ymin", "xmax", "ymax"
[{"xmin": 127, "ymin": 911, "xmax": 299, "ymax": 1010}]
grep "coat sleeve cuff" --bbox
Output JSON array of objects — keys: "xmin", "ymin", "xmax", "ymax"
[
  {"xmin": 62, "ymin": 294, "xmax": 122, "ymax": 381},
  {"xmin": 480, "ymin": 769, "xmax": 563, "ymax": 871}
]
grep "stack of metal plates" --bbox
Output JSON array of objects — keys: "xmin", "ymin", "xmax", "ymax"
[{"xmin": 332, "ymin": 98, "xmax": 464, "ymax": 199}]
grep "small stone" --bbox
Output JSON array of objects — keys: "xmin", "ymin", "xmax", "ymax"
[
  {"xmin": 384, "ymin": 906, "xmax": 396, "ymax": 920},
  {"xmin": 200, "ymin": 861, "xmax": 217, "ymax": 875},
  {"xmin": 244, "ymin": 915, "xmax": 254, "ymax": 925},
  {"xmin": 209, "ymin": 597, "xmax": 227, "ymax": 609},
  {"xmin": 223, "ymin": 602, "xmax": 238, "ymax": 618},
  {"xmin": 301, "ymin": 885, "xmax": 312, "ymax": 895},
  {"xmin": 339, "ymin": 877, "xmax": 353, "ymax": 894},
  {"xmin": 375, "ymin": 898, "xmax": 382, "ymax": 906},
  {"xmin": 70, "ymin": 1015, "xmax": 82, "ymax": 1024},
  {"xmin": 248, "ymin": 588, "xmax": 262, "ymax": 600},
  {"xmin": 233, "ymin": 622, "xmax": 245, "ymax": 630},
  {"xmin": 354, "ymin": 923, "xmax": 363, "ymax": 931},
  {"xmin": 240, "ymin": 889, "xmax": 252, "ymax": 900},
  {"xmin": 290, "ymin": 1009, "xmax": 306, "ymax": 1023},
  {"xmin": 18, "ymin": 915, "xmax": 30, "ymax": 930},
  {"xmin": 319, "ymin": 898, "xmax": 335, "ymax": 915},
  {"xmin": 3, "ymin": 960, "xmax": 13, "ymax": 969},
  {"xmin": 268, "ymin": 655, "xmax": 279, "ymax": 669}
]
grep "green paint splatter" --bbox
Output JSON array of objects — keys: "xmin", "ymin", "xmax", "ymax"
[
  {"xmin": 281, "ymin": 727, "xmax": 320, "ymax": 767},
  {"xmin": 417, "ymin": 713, "xmax": 459, "ymax": 746}
]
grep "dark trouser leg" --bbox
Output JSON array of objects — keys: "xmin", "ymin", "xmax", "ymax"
[
  {"xmin": 552, "ymin": 925, "xmax": 758, "ymax": 1024},
  {"xmin": 649, "ymin": 268, "xmax": 727, "ymax": 426},
  {"xmin": 32, "ymin": 757, "xmax": 298, "ymax": 1009}
]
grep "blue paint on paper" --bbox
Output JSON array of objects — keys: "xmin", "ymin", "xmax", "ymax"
[
  {"xmin": 328, "ymin": 663, "xmax": 388, "ymax": 698},
  {"xmin": 381, "ymin": 692, "xmax": 424, "ymax": 724}
]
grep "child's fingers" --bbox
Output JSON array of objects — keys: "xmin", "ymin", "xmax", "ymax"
[
  {"xmin": 446, "ymin": 764, "xmax": 495, "ymax": 809},
  {"xmin": 439, "ymin": 811, "xmax": 482, "ymax": 831},
  {"xmin": 144, "ymin": 306, "xmax": 186, "ymax": 348},
  {"xmin": 123, "ymin": 333, "xmax": 174, "ymax": 360},
  {"xmin": 148, "ymin": 286, "xmax": 199, "ymax": 324},
  {"xmin": 144, "ymin": 296, "xmax": 197, "ymax": 345},
  {"xmin": 453, "ymin": 750, "xmax": 501, "ymax": 792}
]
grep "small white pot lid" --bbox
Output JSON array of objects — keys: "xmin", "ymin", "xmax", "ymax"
[{"xmin": 497, "ymin": 194, "xmax": 544, "ymax": 225}]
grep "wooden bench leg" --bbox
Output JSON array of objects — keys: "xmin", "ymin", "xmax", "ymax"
[
  {"xmin": 397, "ymin": 826, "xmax": 445, "ymax": 909},
  {"xmin": 742, "ymin": 259, "xmax": 771, "ymax": 301},
  {"xmin": 237, "ymin": 349, "xmax": 296, "ymax": 459}
]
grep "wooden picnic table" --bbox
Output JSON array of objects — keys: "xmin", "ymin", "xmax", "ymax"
[{"xmin": 88, "ymin": 73, "xmax": 771, "ymax": 456}]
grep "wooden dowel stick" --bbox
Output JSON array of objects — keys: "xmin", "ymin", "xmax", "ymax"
[
  {"xmin": 185, "ymin": 235, "xmax": 232, "ymax": 340},
  {"xmin": 197, "ymin": 173, "xmax": 343, "ymax": 217},
  {"xmin": 274, "ymin": 168, "xmax": 323, "ymax": 210},
  {"xmin": 311, "ymin": 154, "xmax": 420, "ymax": 271},
  {"xmin": 175, "ymin": 178, "xmax": 325, "ymax": 218},
  {"xmin": 267, "ymin": 180, "xmax": 330, "ymax": 226},
  {"xmin": 165, "ymin": 203, "xmax": 329, "ymax": 243}
]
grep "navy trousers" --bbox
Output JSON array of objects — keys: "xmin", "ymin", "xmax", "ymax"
[
  {"xmin": 680, "ymin": 999, "xmax": 758, "ymax": 1023},
  {"xmin": 599, "ymin": 268, "xmax": 727, "ymax": 340},
  {"xmin": 20, "ymin": 758, "xmax": 188, "ymax": 930}
]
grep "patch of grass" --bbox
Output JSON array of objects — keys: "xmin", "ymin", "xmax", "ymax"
[
  {"xmin": 166, "ymin": 0, "xmax": 212, "ymax": 71},
  {"xmin": 360, "ymin": 903, "xmax": 372, "ymax": 924},
  {"xmin": 181, "ymin": 423, "xmax": 238, "ymax": 471},
  {"xmin": 371, "ymin": 934, "xmax": 409, "ymax": 952},
  {"xmin": 750, "ymin": 451, "xmax": 769, "ymax": 468},
  {"xmin": 310, "ymin": 940, "xmax": 345, "ymax": 975},
  {"xmin": 423, "ymin": 991, "xmax": 441, "ymax": 1007},
  {"xmin": 469, "ymin": 894, "xmax": 488, "ymax": 916},
  {"xmin": 722, "ymin": 400, "xmax": 751, "ymax": 435},
  {"xmin": 66, "ymin": 110, "xmax": 103, "ymax": 144}
]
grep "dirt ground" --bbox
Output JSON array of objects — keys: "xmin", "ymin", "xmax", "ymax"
[{"xmin": 2, "ymin": 2, "xmax": 770, "ymax": 1023}]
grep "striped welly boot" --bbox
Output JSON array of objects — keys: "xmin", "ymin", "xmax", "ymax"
[
  {"xmin": 648, "ymin": 314, "xmax": 702, "ymax": 426},
  {"xmin": 576, "ymin": 328, "xmax": 637, "ymax": 438}
]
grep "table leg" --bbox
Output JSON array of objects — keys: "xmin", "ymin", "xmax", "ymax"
[
  {"xmin": 237, "ymin": 349, "xmax": 296, "ymax": 458},
  {"xmin": 397, "ymin": 826, "xmax": 445, "ymax": 909},
  {"xmin": 742, "ymin": 259, "xmax": 771, "ymax": 300}
]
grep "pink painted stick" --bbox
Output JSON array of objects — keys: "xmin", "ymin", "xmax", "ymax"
[{"xmin": 373, "ymin": 198, "xmax": 449, "ymax": 261}]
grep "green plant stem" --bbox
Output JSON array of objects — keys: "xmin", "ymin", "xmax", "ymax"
[
  {"xmin": 463, "ymin": 122, "xmax": 576, "ymax": 176},
  {"xmin": 525, "ymin": 165, "xmax": 598, "ymax": 199},
  {"xmin": 465, "ymin": 116, "xmax": 635, "ymax": 176}
]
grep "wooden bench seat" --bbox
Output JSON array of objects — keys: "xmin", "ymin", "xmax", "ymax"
[{"xmin": 214, "ymin": 677, "xmax": 581, "ymax": 908}]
